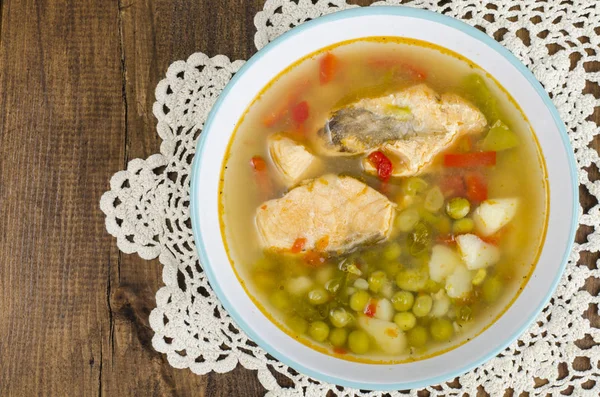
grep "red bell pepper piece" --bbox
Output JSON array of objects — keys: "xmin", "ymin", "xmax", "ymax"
[
  {"xmin": 368, "ymin": 151, "xmax": 393, "ymax": 181},
  {"xmin": 291, "ymin": 101, "xmax": 309, "ymax": 126},
  {"xmin": 464, "ymin": 171, "xmax": 488, "ymax": 202},
  {"xmin": 364, "ymin": 300, "xmax": 377, "ymax": 318},
  {"xmin": 444, "ymin": 151, "xmax": 496, "ymax": 168}
]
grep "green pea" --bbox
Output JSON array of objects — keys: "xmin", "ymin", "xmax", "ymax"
[
  {"xmin": 396, "ymin": 208, "xmax": 420, "ymax": 232},
  {"xmin": 383, "ymin": 261, "xmax": 401, "ymax": 278},
  {"xmin": 368, "ymin": 271, "xmax": 387, "ymax": 293},
  {"xmin": 404, "ymin": 177, "xmax": 428, "ymax": 195},
  {"xmin": 412, "ymin": 295, "xmax": 433, "ymax": 317},
  {"xmin": 394, "ymin": 312, "xmax": 417, "ymax": 331},
  {"xmin": 452, "ymin": 218, "xmax": 475, "ymax": 234},
  {"xmin": 254, "ymin": 256, "xmax": 277, "ymax": 271},
  {"xmin": 325, "ymin": 277, "xmax": 343, "ymax": 294},
  {"xmin": 391, "ymin": 290, "xmax": 415, "ymax": 311},
  {"xmin": 308, "ymin": 321, "xmax": 330, "ymax": 342},
  {"xmin": 458, "ymin": 305, "xmax": 473, "ymax": 322},
  {"xmin": 308, "ymin": 287, "xmax": 329, "ymax": 305},
  {"xmin": 348, "ymin": 330, "xmax": 370, "ymax": 354},
  {"xmin": 407, "ymin": 326, "xmax": 428, "ymax": 347},
  {"xmin": 396, "ymin": 268, "xmax": 428, "ymax": 292},
  {"xmin": 253, "ymin": 271, "xmax": 276, "ymax": 291},
  {"xmin": 328, "ymin": 327, "xmax": 348, "ymax": 348},
  {"xmin": 349, "ymin": 290, "xmax": 370, "ymax": 312},
  {"xmin": 270, "ymin": 290, "xmax": 290, "ymax": 311},
  {"xmin": 472, "ymin": 268, "xmax": 487, "ymax": 286},
  {"xmin": 330, "ymin": 308, "xmax": 352, "ymax": 328},
  {"xmin": 383, "ymin": 242, "xmax": 402, "ymax": 261},
  {"xmin": 482, "ymin": 276, "xmax": 503, "ymax": 303},
  {"xmin": 446, "ymin": 197, "xmax": 471, "ymax": 219},
  {"xmin": 407, "ymin": 222, "xmax": 430, "ymax": 256},
  {"xmin": 430, "ymin": 318, "xmax": 454, "ymax": 341},
  {"xmin": 287, "ymin": 316, "xmax": 308, "ymax": 335},
  {"xmin": 424, "ymin": 186, "xmax": 444, "ymax": 212}
]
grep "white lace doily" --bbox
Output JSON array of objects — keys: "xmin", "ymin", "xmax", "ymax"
[{"xmin": 100, "ymin": 1, "xmax": 600, "ymax": 395}]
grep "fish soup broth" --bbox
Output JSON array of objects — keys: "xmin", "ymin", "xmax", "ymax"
[{"xmin": 220, "ymin": 38, "xmax": 547, "ymax": 362}]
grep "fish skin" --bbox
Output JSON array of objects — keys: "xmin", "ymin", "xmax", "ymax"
[
  {"xmin": 255, "ymin": 174, "xmax": 396, "ymax": 253},
  {"xmin": 315, "ymin": 84, "xmax": 487, "ymax": 176}
]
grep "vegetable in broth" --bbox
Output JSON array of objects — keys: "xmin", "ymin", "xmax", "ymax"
[{"xmin": 220, "ymin": 37, "xmax": 547, "ymax": 362}]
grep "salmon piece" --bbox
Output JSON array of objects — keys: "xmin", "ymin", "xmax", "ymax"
[
  {"xmin": 267, "ymin": 133, "xmax": 317, "ymax": 186},
  {"xmin": 315, "ymin": 84, "xmax": 487, "ymax": 176},
  {"xmin": 255, "ymin": 174, "xmax": 396, "ymax": 253}
]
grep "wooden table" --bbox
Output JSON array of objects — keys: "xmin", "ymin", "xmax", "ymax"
[{"xmin": 1, "ymin": 1, "xmax": 597, "ymax": 396}]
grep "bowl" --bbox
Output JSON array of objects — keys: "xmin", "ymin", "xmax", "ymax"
[{"xmin": 190, "ymin": 6, "xmax": 577, "ymax": 390}]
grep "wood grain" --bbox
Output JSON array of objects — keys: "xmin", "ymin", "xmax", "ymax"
[
  {"xmin": 103, "ymin": 1, "xmax": 270, "ymax": 396},
  {"xmin": 0, "ymin": 0, "xmax": 124, "ymax": 396},
  {"xmin": 0, "ymin": 0, "xmax": 598, "ymax": 396}
]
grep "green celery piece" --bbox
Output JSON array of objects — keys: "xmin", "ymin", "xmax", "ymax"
[
  {"xmin": 481, "ymin": 120, "xmax": 519, "ymax": 151},
  {"xmin": 463, "ymin": 73, "xmax": 500, "ymax": 123}
]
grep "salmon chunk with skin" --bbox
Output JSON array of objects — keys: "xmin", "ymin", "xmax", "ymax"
[
  {"xmin": 267, "ymin": 133, "xmax": 317, "ymax": 186},
  {"xmin": 255, "ymin": 174, "xmax": 396, "ymax": 253},
  {"xmin": 315, "ymin": 84, "xmax": 487, "ymax": 177}
]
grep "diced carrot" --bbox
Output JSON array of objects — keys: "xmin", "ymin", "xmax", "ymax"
[
  {"xmin": 333, "ymin": 347, "xmax": 347, "ymax": 355},
  {"xmin": 250, "ymin": 156, "xmax": 267, "ymax": 171},
  {"xmin": 439, "ymin": 174, "xmax": 466, "ymax": 198},
  {"xmin": 291, "ymin": 101, "xmax": 309, "ymax": 126},
  {"xmin": 436, "ymin": 234, "xmax": 456, "ymax": 245},
  {"xmin": 385, "ymin": 327, "xmax": 399, "ymax": 338},
  {"xmin": 464, "ymin": 171, "xmax": 488, "ymax": 202},
  {"xmin": 367, "ymin": 151, "xmax": 393, "ymax": 181},
  {"xmin": 303, "ymin": 250, "xmax": 326, "ymax": 267},
  {"xmin": 262, "ymin": 107, "xmax": 286, "ymax": 127},
  {"xmin": 443, "ymin": 151, "xmax": 496, "ymax": 168},
  {"xmin": 250, "ymin": 156, "xmax": 272, "ymax": 199},
  {"xmin": 291, "ymin": 237, "xmax": 306, "ymax": 253},
  {"xmin": 262, "ymin": 80, "xmax": 310, "ymax": 127},
  {"xmin": 364, "ymin": 300, "xmax": 377, "ymax": 318},
  {"xmin": 319, "ymin": 52, "xmax": 338, "ymax": 84},
  {"xmin": 402, "ymin": 63, "xmax": 427, "ymax": 80},
  {"xmin": 315, "ymin": 235, "xmax": 329, "ymax": 251},
  {"xmin": 478, "ymin": 227, "xmax": 507, "ymax": 245}
]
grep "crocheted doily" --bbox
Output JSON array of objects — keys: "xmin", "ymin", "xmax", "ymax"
[{"xmin": 100, "ymin": 1, "xmax": 600, "ymax": 395}]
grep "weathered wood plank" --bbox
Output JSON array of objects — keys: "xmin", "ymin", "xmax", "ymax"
[{"xmin": 0, "ymin": 0, "xmax": 124, "ymax": 395}]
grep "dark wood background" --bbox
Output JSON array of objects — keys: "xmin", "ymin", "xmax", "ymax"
[{"xmin": 0, "ymin": 0, "xmax": 597, "ymax": 396}]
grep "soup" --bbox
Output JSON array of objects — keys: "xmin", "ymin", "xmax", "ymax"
[{"xmin": 219, "ymin": 37, "xmax": 547, "ymax": 362}]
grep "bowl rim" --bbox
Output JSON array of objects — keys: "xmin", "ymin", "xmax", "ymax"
[{"xmin": 190, "ymin": 5, "xmax": 578, "ymax": 390}]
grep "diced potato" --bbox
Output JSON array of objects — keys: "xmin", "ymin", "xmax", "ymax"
[
  {"xmin": 354, "ymin": 278, "xmax": 369, "ymax": 290},
  {"xmin": 374, "ymin": 298, "xmax": 394, "ymax": 321},
  {"xmin": 456, "ymin": 234, "xmax": 500, "ymax": 270},
  {"xmin": 380, "ymin": 282, "xmax": 394, "ymax": 299},
  {"xmin": 315, "ymin": 265, "xmax": 335, "ymax": 285},
  {"xmin": 429, "ymin": 244, "xmax": 463, "ymax": 283},
  {"xmin": 445, "ymin": 264, "xmax": 473, "ymax": 298},
  {"xmin": 430, "ymin": 290, "xmax": 451, "ymax": 317},
  {"xmin": 286, "ymin": 276, "xmax": 313, "ymax": 295},
  {"xmin": 473, "ymin": 198, "xmax": 519, "ymax": 237},
  {"xmin": 358, "ymin": 315, "xmax": 407, "ymax": 354}
]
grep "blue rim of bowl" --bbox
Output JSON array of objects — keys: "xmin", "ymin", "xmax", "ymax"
[{"xmin": 190, "ymin": 5, "xmax": 578, "ymax": 391}]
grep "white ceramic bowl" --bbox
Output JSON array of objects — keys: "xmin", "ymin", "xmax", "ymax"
[{"xmin": 190, "ymin": 6, "xmax": 577, "ymax": 390}]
